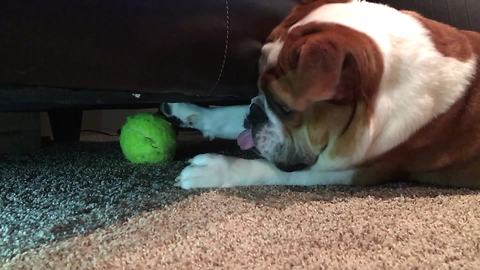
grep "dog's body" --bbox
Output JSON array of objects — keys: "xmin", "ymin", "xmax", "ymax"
[{"xmin": 163, "ymin": 0, "xmax": 480, "ymax": 189}]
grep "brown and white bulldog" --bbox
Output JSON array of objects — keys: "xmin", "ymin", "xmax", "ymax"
[{"xmin": 162, "ymin": 0, "xmax": 480, "ymax": 189}]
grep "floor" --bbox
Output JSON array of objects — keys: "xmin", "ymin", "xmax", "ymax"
[
  {"xmin": 0, "ymin": 131, "xmax": 241, "ymax": 261},
  {"xmin": 2, "ymin": 132, "xmax": 480, "ymax": 268}
]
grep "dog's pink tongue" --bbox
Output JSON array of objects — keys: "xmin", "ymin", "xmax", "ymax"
[{"xmin": 237, "ymin": 129, "xmax": 255, "ymax": 150}]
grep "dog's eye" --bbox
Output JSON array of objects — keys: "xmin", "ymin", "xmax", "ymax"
[
  {"xmin": 265, "ymin": 92, "xmax": 293, "ymax": 117},
  {"xmin": 277, "ymin": 101, "xmax": 293, "ymax": 117}
]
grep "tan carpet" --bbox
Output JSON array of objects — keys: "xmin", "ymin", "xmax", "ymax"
[{"xmin": 4, "ymin": 185, "xmax": 480, "ymax": 269}]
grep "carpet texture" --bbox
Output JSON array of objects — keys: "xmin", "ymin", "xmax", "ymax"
[{"xmin": 2, "ymin": 133, "xmax": 480, "ymax": 269}]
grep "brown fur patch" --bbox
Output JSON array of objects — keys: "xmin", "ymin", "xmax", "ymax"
[
  {"xmin": 351, "ymin": 163, "xmax": 402, "ymax": 186},
  {"xmin": 328, "ymin": 103, "xmax": 370, "ymax": 159},
  {"xmin": 262, "ymin": 23, "xmax": 384, "ymax": 113},
  {"xmin": 305, "ymin": 102, "xmax": 350, "ymax": 150},
  {"xmin": 416, "ymin": 158, "xmax": 480, "ymax": 189},
  {"xmin": 266, "ymin": 0, "xmax": 351, "ymax": 42},
  {"xmin": 304, "ymin": 101, "xmax": 371, "ymax": 159},
  {"xmin": 403, "ymin": 10, "xmax": 474, "ymax": 61}
]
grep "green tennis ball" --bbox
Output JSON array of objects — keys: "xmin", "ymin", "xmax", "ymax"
[{"xmin": 119, "ymin": 112, "xmax": 176, "ymax": 164}]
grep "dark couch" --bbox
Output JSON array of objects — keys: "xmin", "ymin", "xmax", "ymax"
[
  {"xmin": 0, "ymin": 0, "xmax": 296, "ymax": 112},
  {"xmin": 0, "ymin": 0, "xmax": 478, "ymax": 140}
]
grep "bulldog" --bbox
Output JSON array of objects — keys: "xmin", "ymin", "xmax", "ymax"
[{"xmin": 162, "ymin": 0, "xmax": 480, "ymax": 189}]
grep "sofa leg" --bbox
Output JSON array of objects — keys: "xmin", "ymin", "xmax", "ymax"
[{"xmin": 48, "ymin": 109, "xmax": 83, "ymax": 142}]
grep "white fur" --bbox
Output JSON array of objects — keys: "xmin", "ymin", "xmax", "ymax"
[
  {"xmin": 289, "ymin": 1, "xmax": 477, "ymax": 170},
  {"xmin": 166, "ymin": 103, "xmax": 249, "ymax": 140},
  {"xmin": 176, "ymin": 154, "xmax": 354, "ymax": 189},
  {"xmin": 259, "ymin": 40, "xmax": 284, "ymax": 75}
]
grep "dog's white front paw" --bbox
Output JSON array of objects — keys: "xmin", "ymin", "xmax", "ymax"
[
  {"xmin": 161, "ymin": 103, "xmax": 219, "ymax": 139},
  {"xmin": 161, "ymin": 103, "xmax": 202, "ymax": 129},
  {"xmin": 175, "ymin": 154, "xmax": 236, "ymax": 189}
]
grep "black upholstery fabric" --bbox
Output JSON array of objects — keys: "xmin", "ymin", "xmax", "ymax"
[
  {"xmin": 0, "ymin": 0, "xmax": 296, "ymax": 101},
  {"xmin": 377, "ymin": 0, "xmax": 480, "ymax": 31},
  {"xmin": 0, "ymin": 0, "xmax": 479, "ymax": 110}
]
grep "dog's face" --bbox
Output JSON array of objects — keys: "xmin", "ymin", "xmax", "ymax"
[{"xmin": 243, "ymin": 15, "xmax": 384, "ymax": 171}]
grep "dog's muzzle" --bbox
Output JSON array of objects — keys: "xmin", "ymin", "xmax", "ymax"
[
  {"xmin": 238, "ymin": 99, "xmax": 270, "ymax": 151},
  {"xmin": 244, "ymin": 101, "xmax": 268, "ymax": 129}
]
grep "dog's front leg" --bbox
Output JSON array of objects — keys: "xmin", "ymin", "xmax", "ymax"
[
  {"xmin": 161, "ymin": 103, "xmax": 249, "ymax": 140},
  {"xmin": 175, "ymin": 154, "xmax": 354, "ymax": 189}
]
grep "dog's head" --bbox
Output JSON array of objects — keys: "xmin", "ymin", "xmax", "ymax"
[{"xmin": 239, "ymin": 2, "xmax": 384, "ymax": 171}]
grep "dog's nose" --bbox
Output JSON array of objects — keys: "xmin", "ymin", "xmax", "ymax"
[
  {"xmin": 275, "ymin": 162, "xmax": 309, "ymax": 172},
  {"xmin": 244, "ymin": 103, "xmax": 268, "ymax": 129}
]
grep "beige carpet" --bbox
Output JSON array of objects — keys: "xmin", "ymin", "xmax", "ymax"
[{"xmin": 4, "ymin": 184, "xmax": 480, "ymax": 269}]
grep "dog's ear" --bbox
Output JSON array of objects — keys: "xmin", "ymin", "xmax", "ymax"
[
  {"xmin": 277, "ymin": 24, "xmax": 356, "ymax": 110},
  {"xmin": 277, "ymin": 23, "xmax": 383, "ymax": 111}
]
